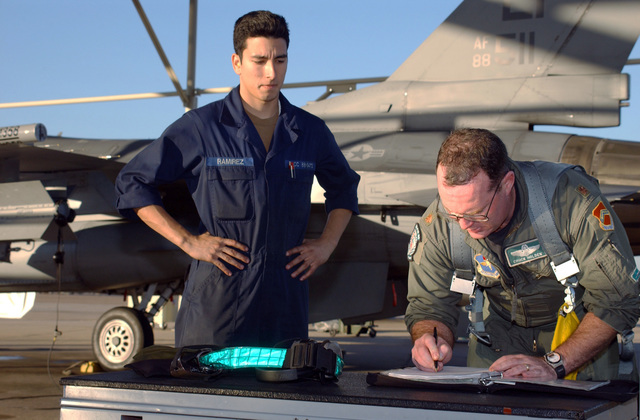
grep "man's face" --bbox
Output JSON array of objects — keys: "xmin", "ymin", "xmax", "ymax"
[
  {"xmin": 436, "ymin": 166, "xmax": 513, "ymax": 239},
  {"xmin": 232, "ymin": 36, "xmax": 288, "ymax": 110}
]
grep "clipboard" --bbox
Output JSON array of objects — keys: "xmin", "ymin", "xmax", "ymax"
[{"xmin": 366, "ymin": 367, "xmax": 638, "ymax": 402}]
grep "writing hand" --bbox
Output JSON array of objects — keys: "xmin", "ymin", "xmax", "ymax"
[{"xmin": 412, "ymin": 331, "xmax": 451, "ymax": 372}]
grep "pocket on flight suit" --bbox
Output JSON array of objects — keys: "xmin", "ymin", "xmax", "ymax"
[
  {"xmin": 185, "ymin": 260, "xmax": 222, "ymax": 301},
  {"xmin": 593, "ymin": 240, "xmax": 639, "ymax": 298},
  {"xmin": 284, "ymin": 170, "xmax": 314, "ymax": 247},
  {"xmin": 207, "ymin": 165, "xmax": 255, "ymax": 221}
]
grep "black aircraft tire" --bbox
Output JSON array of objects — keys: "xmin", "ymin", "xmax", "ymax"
[{"xmin": 92, "ymin": 307, "xmax": 154, "ymax": 371}]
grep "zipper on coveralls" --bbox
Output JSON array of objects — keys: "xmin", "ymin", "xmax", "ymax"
[{"xmin": 511, "ymin": 285, "xmax": 518, "ymax": 323}]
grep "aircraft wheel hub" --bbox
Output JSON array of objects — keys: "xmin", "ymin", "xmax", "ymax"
[
  {"xmin": 100, "ymin": 320, "xmax": 134, "ymax": 364},
  {"xmin": 92, "ymin": 306, "xmax": 155, "ymax": 370}
]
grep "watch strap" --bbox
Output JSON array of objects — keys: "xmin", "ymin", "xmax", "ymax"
[{"xmin": 544, "ymin": 352, "xmax": 566, "ymax": 379}]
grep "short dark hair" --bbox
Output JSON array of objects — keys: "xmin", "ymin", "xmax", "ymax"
[
  {"xmin": 233, "ymin": 11, "xmax": 289, "ymax": 57},
  {"xmin": 436, "ymin": 128, "xmax": 509, "ymax": 187}
]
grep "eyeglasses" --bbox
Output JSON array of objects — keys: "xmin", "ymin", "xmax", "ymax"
[{"xmin": 441, "ymin": 181, "xmax": 501, "ymax": 223}]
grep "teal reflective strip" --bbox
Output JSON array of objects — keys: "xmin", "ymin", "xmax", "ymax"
[
  {"xmin": 198, "ymin": 347, "xmax": 287, "ymax": 369},
  {"xmin": 335, "ymin": 356, "xmax": 344, "ymax": 376}
]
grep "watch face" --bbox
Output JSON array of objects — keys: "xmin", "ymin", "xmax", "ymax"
[{"xmin": 546, "ymin": 352, "xmax": 561, "ymax": 364}]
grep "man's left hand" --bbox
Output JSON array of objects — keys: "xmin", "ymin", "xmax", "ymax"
[
  {"xmin": 490, "ymin": 354, "xmax": 557, "ymax": 380},
  {"xmin": 285, "ymin": 238, "xmax": 334, "ymax": 281}
]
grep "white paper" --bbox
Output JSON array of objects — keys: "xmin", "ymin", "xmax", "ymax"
[{"xmin": 383, "ymin": 366, "xmax": 610, "ymax": 391}]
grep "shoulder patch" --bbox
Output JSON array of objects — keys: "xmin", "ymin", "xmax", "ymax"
[
  {"xmin": 575, "ymin": 185, "xmax": 590, "ymax": 198},
  {"xmin": 631, "ymin": 267, "xmax": 640, "ymax": 283},
  {"xmin": 591, "ymin": 201, "xmax": 614, "ymax": 231},
  {"xmin": 407, "ymin": 223, "xmax": 421, "ymax": 262},
  {"xmin": 474, "ymin": 254, "xmax": 500, "ymax": 279}
]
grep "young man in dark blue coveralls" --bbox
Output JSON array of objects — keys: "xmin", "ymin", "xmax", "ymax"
[{"xmin": 115, "ymin": 11, "xmax": 360, "ymax": 348}]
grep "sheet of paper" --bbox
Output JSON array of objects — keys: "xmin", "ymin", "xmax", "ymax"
[
  {"xmin": 384, "ymin": 366, "xmax": 501, "ymax": 383},
  {"xmin": 383, "ymin": 366, "xmax": 610, "ymax": 391}
]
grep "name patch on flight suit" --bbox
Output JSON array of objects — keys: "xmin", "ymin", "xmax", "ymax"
[
  {"xmin": 505, "ymin": 239, "xmax": 547, "ymax": 267},
  {"xmin": 207, "ymin": 157, "xmax": 255, "ymax": 167},
  {"xmin": 592, "ymin": 201, "xmax": 614, "ymax": 231},
  {"xmin": 474, "ymin": 254, "xmax": 500, "ymax": 278}
]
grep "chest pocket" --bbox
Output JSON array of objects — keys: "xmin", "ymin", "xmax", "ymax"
[
  {"xmin": 285, "ymin": 169, "xmax": 314, "ymax": 221},
  {"xmin": 280, "ymin": 159, "xmax": 315, "ymax": 214},
  {"xmin": 207, "ymin": 165, "xmax": 255, "ymax": 221}
]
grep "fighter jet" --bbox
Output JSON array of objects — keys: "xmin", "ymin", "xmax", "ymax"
[{"xmin": 1, "ymin": 0, "xmax": 639, "ymax": 370}]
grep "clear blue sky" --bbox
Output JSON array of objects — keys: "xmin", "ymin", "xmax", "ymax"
[{"xmin": 1, "ymin": 1, "xmax": 638, "ymax": 141}]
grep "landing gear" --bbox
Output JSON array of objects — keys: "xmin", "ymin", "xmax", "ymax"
[
  {"xmin": 91, "ymin": 280, "xmax": 182, "ymax": 370},
  {"xmin": 91, "ymin": 307, "xmax": 154, "ymax": 371},
  {"xmin": 355, "ymin": 321, "xmax": 377, "ymax": 338}
]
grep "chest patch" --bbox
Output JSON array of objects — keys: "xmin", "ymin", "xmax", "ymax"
[
  {"xmin": 207, "ymin": 157, "xmax": 254, "ymax": 167},
  {"xmin": 286, "ymin": 160, "xmax": 315, "ymax": 178},
  {"xmin": 505, "ymin": 239, "xmax": 547, "ymax": 267},
  {"xmin": 285, "ymin": 160, "xmax": 315, "ymax": 170},
  {"xmin": 474, "ymin": 254, "xmax": 500, "ymax": 279}
]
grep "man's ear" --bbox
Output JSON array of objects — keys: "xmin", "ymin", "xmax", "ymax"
[
  {"xmin": 504, "ymin": 170, "xmax": 516, "ymax": 192},
  {"xmin": 232, "ymin": 53, "xmax": 242, "ymax": 75}
]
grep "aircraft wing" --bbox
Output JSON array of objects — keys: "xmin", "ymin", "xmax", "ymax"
[
  {"xmin": 0, "ymin": 180, "xmax": 59, "ymax": 242},
  {"xmin": 386, "ymin": 189, "xmax": 438, "ymax": 208}
]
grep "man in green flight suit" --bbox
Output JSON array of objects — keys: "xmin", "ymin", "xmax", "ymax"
[{"xmin": 405, "ymin": 128, "xmax": 640, "ymax": 381}]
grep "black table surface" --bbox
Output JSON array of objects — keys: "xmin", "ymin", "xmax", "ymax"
[{"xmin": 60, "ymin": 369, "xmax": 631, "ymax": 419}]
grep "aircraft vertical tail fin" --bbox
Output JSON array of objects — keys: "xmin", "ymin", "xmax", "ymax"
[{"xmin": 388, "ymin": 0, "xmax": 640, "ymax": 83}]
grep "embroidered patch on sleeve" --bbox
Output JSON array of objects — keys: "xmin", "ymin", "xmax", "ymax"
[
  {"xmin": 407, "ymin": 223, "xmax": 421, "ymax": 262},
  {"xmin": 631, "ymin": 267, "xmax": 640, "ymax": 283},
  {"xmin": 591, "ymin": 201, "xmax": 614, "ymax": 231}
]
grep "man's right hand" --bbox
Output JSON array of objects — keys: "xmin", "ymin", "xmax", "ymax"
[
  {"xmin": 182, "ymin": 232, "xmax": 249, "ymax": 276},
  {"xmin": 134, "ymin": 205, "xmax": 249, "ymax": 276},
  {"xmin": 410, "ymin": 321, "xmax": 454, "ymax": 372}
]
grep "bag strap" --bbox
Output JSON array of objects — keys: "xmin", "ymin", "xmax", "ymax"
[{"xmin": 193, "ymin": 339, "xmax": 344, "ymax": 383}]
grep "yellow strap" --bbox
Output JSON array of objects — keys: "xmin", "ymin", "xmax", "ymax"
[{"xmin": 551, "ymin": 304, "xmax": 579, "ymax": 380}]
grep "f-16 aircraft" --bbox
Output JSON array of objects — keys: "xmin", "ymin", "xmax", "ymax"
[{"xmin": 2, "ymin": 0, "xmax": 639, "ymax": 370}]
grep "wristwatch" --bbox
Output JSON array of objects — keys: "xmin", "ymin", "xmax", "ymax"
[{"xmin": 543, "ymin": 351, "xmax": 566, "ymax": 379}]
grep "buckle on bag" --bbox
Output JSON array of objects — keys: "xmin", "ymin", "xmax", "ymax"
[{"xmin": 170, "ymin": 346, "xmax": 224, "ymax": 380}]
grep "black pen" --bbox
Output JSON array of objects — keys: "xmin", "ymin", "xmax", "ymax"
[{"xmin": 433, "ymin": 326, "xmax": 439, "ymax": 371}]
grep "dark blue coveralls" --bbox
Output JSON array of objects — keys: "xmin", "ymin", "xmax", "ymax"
[{"xmin": 115, "ymin": 87, "xmax": 360, "ymax": 348}]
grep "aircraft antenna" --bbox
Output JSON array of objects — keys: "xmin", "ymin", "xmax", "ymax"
[{"xmin": 186, "ymin": 0, "xmax": 198, "ymax": 110}]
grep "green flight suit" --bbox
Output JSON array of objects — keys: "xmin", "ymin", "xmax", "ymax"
[{"xmin": 405, "ymin": 160, "xmax": 640, "ymax": 381}]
